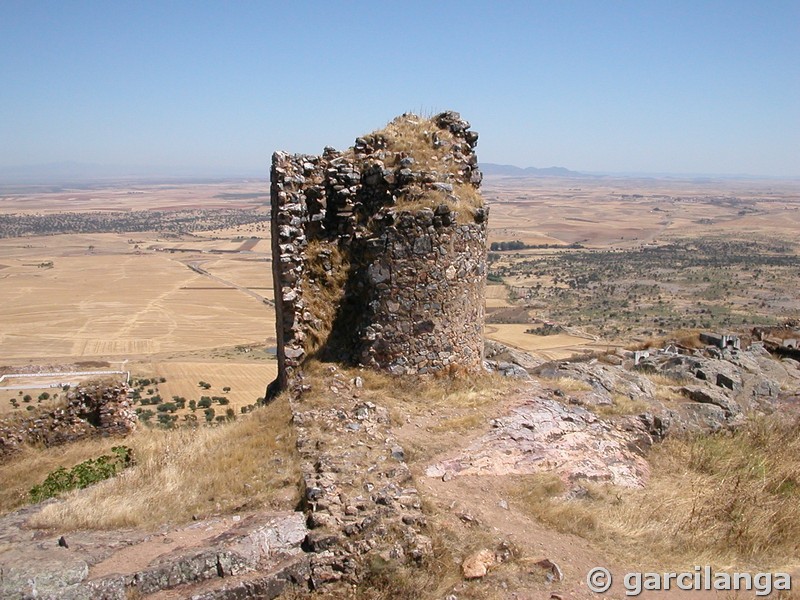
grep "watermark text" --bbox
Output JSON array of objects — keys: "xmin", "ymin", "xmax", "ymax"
[{"xmin": 586, "ymin": 566, "xmax": 791, "ymax": 596}]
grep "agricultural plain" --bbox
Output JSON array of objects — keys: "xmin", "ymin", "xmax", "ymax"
[
  {"xmin": 2, "ymin": 174, "xmax": 799, "ymax": 419},
  {"xmin": 0, "ymin": 181, "xmax": 277, "ymax": 417},
  {"xmin": 484, "ymin": 174, "xmax": 800, "ymax": 344}
]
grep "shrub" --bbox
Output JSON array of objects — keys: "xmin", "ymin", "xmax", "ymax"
[
  {"xmin": 157, "ymin": 413, "xmax": 177, "ymax": 427},
  {"xmin": 29, "ymin": 446, "xmax": 133, "ymax": 503}
]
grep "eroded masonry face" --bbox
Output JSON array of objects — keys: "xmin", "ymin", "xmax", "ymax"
[{"xmin": 270, "ymin": 112, "xmax": 487, "ymax": 389}]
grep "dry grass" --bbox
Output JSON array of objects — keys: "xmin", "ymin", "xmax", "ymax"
[
  {"xmin": 645, "ymin": 372, "xmax": 688, "ymax": 386},
  {"xmin": 630, "ymin": 329, "xmax": 704, "ymax": 351},
  {"xmin": 302, "ymin": 240, "xmax": 350, "ymax": 355},
  {"xmin": 395, "ymin": 184, "xmax": 484, "ymax": 224},
  {"xmin": 509, "ymin": 473, "xmax": 601, "ymax": 538},
  {"xmin": 357, "ymin": 364, "xmax": 513, "ymax": 419},
  {"xmin": 298, "ymin": 360, "xmax": 514, "ymax": 465},
  {"xmin": 21, "ymin": 397, "xmax": 299, "ymax": 531},
  {"xmin": 509, "ymin": 414, "xmax": 800, "ymax": 568},
  {"xmin": 371, "ymin": 114, "xmax": 461, "ymax": 175},
  {"xmin": 548, "ymin": 377, "xmax": 593, "ymax": 393},
  {"xmin": 654, "ymin": 385, "xmax": 684, "ymax": 402},
  {"xmin": 596, "ymin": 393, "xmax": 649, "ymax": 417},
  {"xmin": 0, "ymin": 436, "xmax": 125, "ymax": 516},
  {"xmin": 354, "ymin": 113, "xmax": 485, "ymax": 218}
]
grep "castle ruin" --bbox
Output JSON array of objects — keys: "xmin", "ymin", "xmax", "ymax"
[{"xmin": 269, "ymin": 112, "xmax": 488, "ymax": 392}]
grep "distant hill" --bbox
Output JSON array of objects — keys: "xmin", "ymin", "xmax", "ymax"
[
  {"xmin": 480, "ymin": 163, "xmax": 589, "ymax": 178},
  {"xmin": 0, "ymin": 162, "xmax": 264, "ymax": 185}
]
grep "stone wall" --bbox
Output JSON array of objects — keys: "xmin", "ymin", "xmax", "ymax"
[
  {"xmin": 352, "ymin": 207, "xmax": 487, "ymax": 374},
  {"xmin": 0, "ymin": 383, "xmax": 137, "ymax": 460},
  {"xmin": 269, "ymin": 111, "xmax": 487, "ymax": 391}
]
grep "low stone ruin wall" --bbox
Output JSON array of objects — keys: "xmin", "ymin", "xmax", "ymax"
[{"xmin": 0, "ymin": 384, "xmax": 137, "ymax": 460}]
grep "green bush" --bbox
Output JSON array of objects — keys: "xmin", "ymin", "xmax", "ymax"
[
  {"xmin": 29, "ymin": 446, "xmax": 133, "ymax": 503},
  {"xmin": 157, "ymin": 413, "xmax": 177, "ymax": 427}
]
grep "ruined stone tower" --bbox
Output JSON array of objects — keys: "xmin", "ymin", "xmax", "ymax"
[{"xmin": 269, "ymin": 112, "xmax": 487, "ymax": 392}]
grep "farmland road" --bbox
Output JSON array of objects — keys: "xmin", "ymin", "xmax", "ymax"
[{"xmin": 178, "ymin": 259, "xmax": 274, "ymax": 306}]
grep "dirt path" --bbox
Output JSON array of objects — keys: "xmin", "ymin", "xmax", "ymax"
[{"xmin": 392, "ymin": 382, "xmax": 784, "ymax": 599}]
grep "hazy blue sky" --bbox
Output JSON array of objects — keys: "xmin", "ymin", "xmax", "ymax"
[{"xmin": 1, "ymin": 0, "xmax": 798, "ymax": 177}]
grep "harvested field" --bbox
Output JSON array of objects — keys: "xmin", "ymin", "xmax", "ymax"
[
  {"xmin": 484, "ymin": 324, "xmax": 600, "ymax": 360},
  {"xmin": 134, "ymin": 361, "xmax": 277, "ymax": 417},
  {"xmin": 485, "ymin": 283, "xmax": 511, "ymax": 308},
  {"xmin": 0, "ymin": 250, "xmax": 274, "ymax": 361}
]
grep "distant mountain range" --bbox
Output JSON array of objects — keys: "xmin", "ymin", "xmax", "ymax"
[
  {"xmin": 480, "ymin": 163, "xmax": 589, "ymax": 178},
  {"xmin": 0, "ymin": 162, "xmax": 265, "ymax": 185}
]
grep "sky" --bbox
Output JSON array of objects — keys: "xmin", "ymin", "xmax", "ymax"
[{"xmin": 1, "ymin": 0, "xmax": 798, "ymax": 178}]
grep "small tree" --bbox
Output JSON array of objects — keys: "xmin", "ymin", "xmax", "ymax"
[{"xmin": 204, "ymin": 407, "xmax": 215, "ymax": 422}]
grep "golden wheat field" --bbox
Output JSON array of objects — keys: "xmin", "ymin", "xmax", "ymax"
[
  {"xmin": 133, "ymin": 360, "xmax": 277, "ymax": 414},
  {"xmin": 484, "ymin": 324, "xmax": 608, "ymax": 359},
  {"xmin": 0, "ymin": 247, "xmax": 275, "ymax": 361},
  {"xmin": 484, "ymin": 175, "xmax": 800, "ymax": 249}
]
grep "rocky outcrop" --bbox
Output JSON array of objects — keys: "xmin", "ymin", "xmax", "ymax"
[
  {"xmin": 0, "ymin": 507, "xmax": 307, "ymax": 600},
  {"xmin": 534, "ymin": 342, "xmax": 799, "ymax": 437},
  {"xmin": 426, "ymin": 385, "xmax": 651, "ymax": 488},
  {"xmin": 0, "ymin": 384, "xmax": 136, "ymax": 461},
  {"xmin": 425, "ymin": 342, "xmax": 800, "ymax": 490},
  {"xmin": 484, "ymin": 339, "xmax": 542, "ymax": 378}
]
